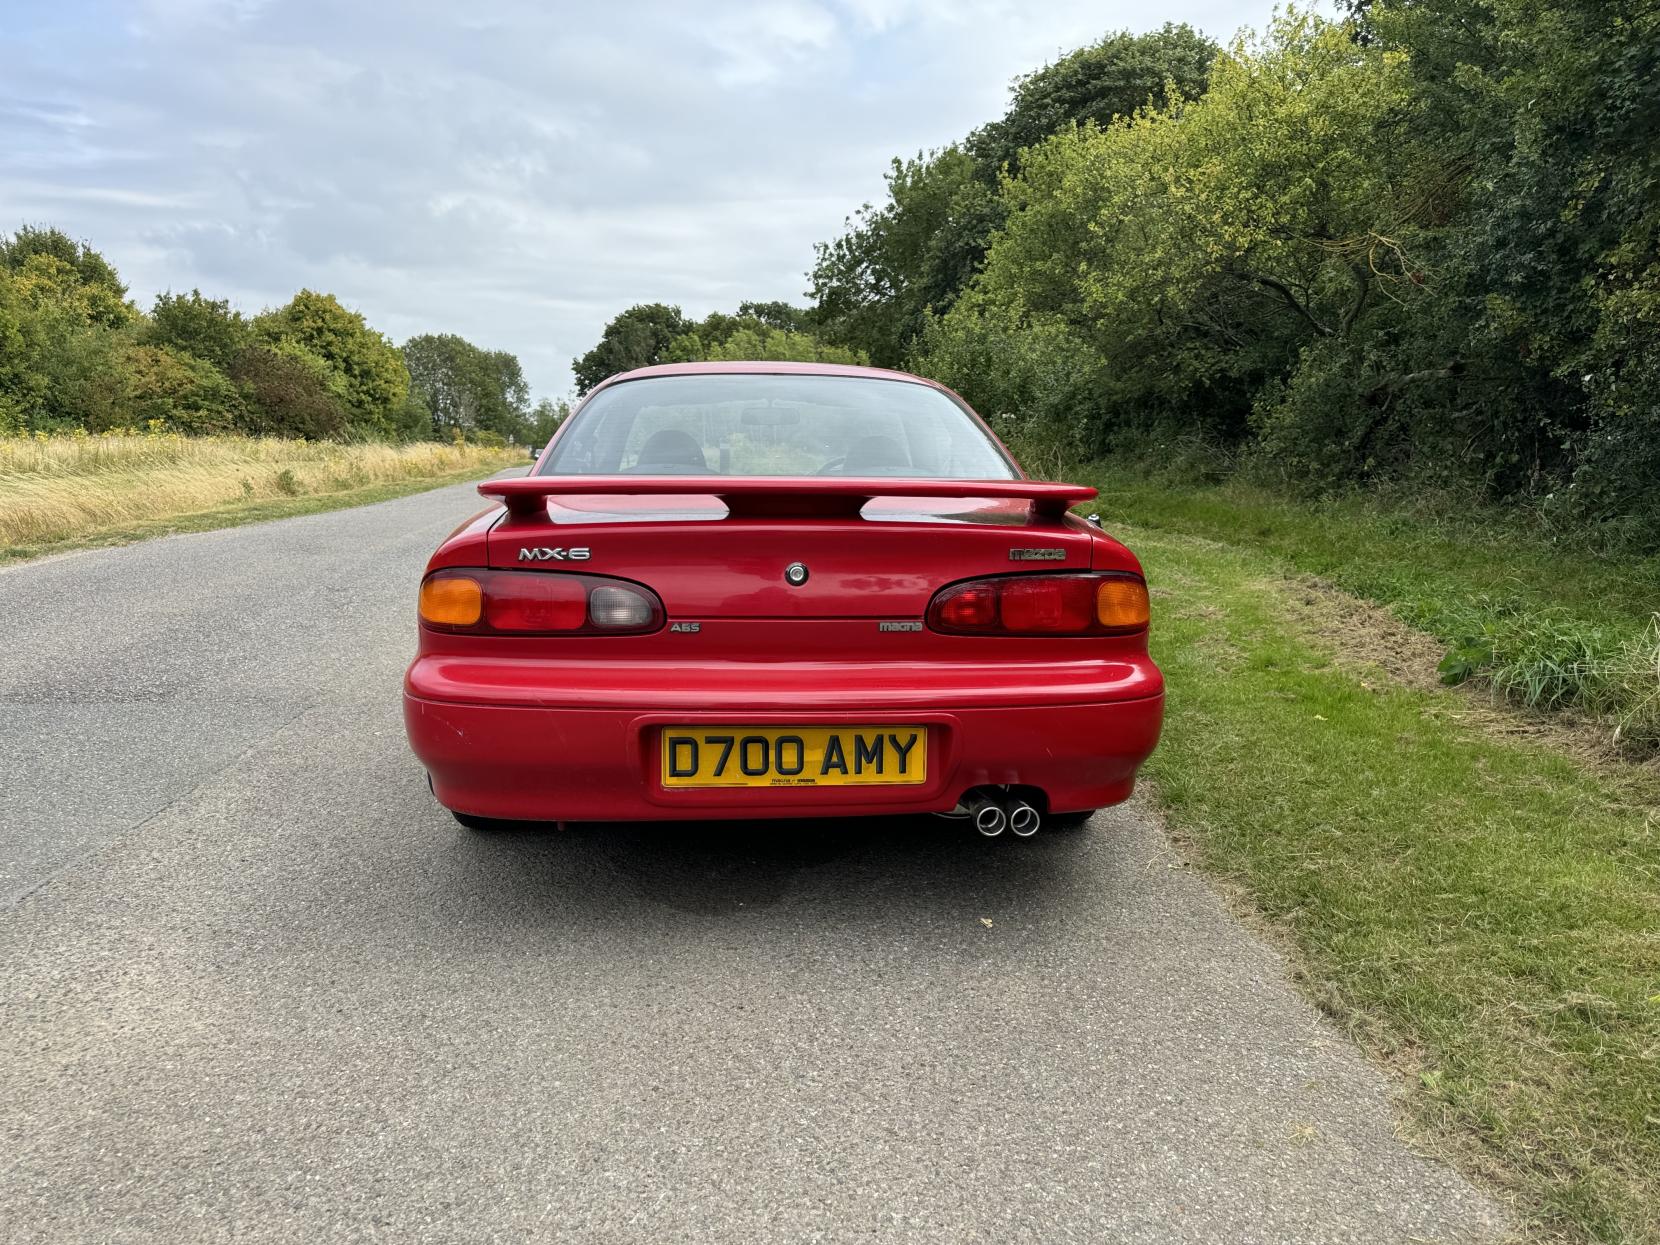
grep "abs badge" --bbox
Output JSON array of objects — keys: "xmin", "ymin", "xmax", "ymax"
[{"xmin": 1009, "ymin": 547, "xmax": 1066, "ymax": 562}]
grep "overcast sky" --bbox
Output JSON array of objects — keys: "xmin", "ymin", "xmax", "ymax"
[{"xmin": 5, "ymin": 0, "xmax": 1280, "ymax": 397}]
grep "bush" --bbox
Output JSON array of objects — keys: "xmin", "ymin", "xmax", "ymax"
[
  {"xmin": 228, "ymin": 346, "xmax": 348, "ymax": 440},
  {"xmin": 113, "ymin": 344, "xmax": 247, "ymax": 433},
  {"xmin": 253, "ymin": 290, "xmax": 409, "ymax": 436},
  {"xmin": 146, "ymin": 290, "xmax": 252, "ymax": 371}
]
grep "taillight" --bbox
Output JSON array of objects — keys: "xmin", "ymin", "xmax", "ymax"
[
  {"xmin": 927, "ymin": 573, "xmax": 1149, "ymax": 636},
  {"xmin": 419, "ymin": 570, "xmax": 663, "ymax": 635}
]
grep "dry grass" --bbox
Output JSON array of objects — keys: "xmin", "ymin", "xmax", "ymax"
[{"xmin": 0, "ymin": 433, "xmax": 519, "ymax": 550}]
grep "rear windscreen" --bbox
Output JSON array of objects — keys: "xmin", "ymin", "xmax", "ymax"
[{"xmin": 540, "ymin": 374, "xmax": 1017, "ymax": 480}]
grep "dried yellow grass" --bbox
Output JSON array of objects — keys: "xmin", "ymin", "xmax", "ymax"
[{"xmin": 0, "ymin": 433, "xmax": 518, "ymax": 550}]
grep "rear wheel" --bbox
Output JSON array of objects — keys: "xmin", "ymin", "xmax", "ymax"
[{"xmin": 1045, "ymin": 809, "xmax": 1096, "ymax": 830}]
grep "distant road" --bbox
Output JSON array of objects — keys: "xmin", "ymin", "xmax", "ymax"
[{"xmin": 0, "ymin": 477, "xmax": 1504, "ymax": 1242}]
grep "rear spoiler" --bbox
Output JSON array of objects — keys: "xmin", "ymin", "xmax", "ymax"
[{"xmin": 478, "ymin": 476, "xmax": 1097, "ymax": 522}]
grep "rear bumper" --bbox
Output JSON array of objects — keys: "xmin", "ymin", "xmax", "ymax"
[{"xmin": 405, "ymin": 659, "xmax": 1163, "ymax": 822}]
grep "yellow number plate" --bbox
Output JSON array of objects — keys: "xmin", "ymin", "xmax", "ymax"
[{"xmin": 661, "ymin": 726, "xmax": 927, "ymax": 788}]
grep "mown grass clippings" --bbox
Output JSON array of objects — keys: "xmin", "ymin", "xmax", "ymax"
[
  {"xmin": 1284, "ymin": 577, "xmax": 1660, "ymax": 787},
  {"xmin": 1080, "ymin": 465, "xmax": 1660, "ymax": 754},
  {"xmin": 0, "ymin": 434, "xmax": 520, "ymax": 561},
  {"xmin": 1123, "ymin": 520, "xmax": 1660, "ymax": 1243}
]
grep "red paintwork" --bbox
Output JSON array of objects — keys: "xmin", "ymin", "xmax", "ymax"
[{"xmin": 405, "ymin": 362, "xmax": 1163, "ymax": 824}]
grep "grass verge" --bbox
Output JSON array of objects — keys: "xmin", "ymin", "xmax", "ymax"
[
  {"xmin": 1082, "ymin": 466, "xmax": 1660, "ymax": 750},
  {"xmin": 0, "ymin": 434, "xmax": 521, "ymax": 563},
  {"xmin": 1124, "ymin": 518, "xmax": 1660, "ymax": 1242}
]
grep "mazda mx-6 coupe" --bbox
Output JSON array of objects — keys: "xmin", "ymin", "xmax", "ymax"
[{"xmin": 403, "ymin": 362, "xmax": 1163, "ymax": 837}]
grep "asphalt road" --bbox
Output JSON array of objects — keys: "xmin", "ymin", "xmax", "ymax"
[{"xmin": 0, "ymin": 477, "xmax": 1506, "ymax": 1243}]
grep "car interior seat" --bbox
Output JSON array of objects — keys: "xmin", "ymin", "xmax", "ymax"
[{"xmin": 629, "ymin": 428, "xmax": 709, "ymax": 473}]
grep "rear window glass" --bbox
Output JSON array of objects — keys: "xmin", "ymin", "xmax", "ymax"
[{"xmin": 539, "ymin": 374, "xmax": 1017, "ymax": 480}]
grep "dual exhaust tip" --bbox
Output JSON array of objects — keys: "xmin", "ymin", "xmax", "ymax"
[{"xmin": 966, "ymin": 793, "xmax": 1041, "ymax": 839}]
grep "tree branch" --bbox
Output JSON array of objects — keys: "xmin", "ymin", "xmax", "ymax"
[
  {"xmin": 1340, "ymin": 263, "xmax": 1372, "ymax": 335},
  {"xmin": 1248, "ymin": 274, "xmax": 1334, "ymax": 337},
  {"xmin": 1363, "ymin": 363, "xmax": 1461, "ymax": 406}
]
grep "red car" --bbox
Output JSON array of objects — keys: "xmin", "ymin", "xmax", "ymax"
[{"xmin": 404, "ymin": 362, "xmax": 1162, "ymax": 837}]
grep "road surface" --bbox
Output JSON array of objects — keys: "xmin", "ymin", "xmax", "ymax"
[{"xmin": 0, "ymin": 476, "xmax": 1506, "ymax": 1242}]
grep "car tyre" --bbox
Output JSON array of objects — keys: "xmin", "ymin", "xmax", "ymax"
[{"xmin": 1045, "ymin": 809, "xmax": 1096, "ymax": 830}]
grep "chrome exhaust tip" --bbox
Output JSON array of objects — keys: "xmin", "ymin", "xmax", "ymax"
[
  {"xmin": 968, "ymin": 798, "xmax": 1007, "ymax": 838},
  {"xmin": 1009, "ymin": 801, "xmax": 1041, "ymax": 838}
]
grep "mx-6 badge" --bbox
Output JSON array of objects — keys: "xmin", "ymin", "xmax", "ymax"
[{"xmin": 518, "ymin": 546, "xmax": 591, "ymax": 562}]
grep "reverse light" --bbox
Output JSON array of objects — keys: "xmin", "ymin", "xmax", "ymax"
[
  {"xmin": 588, "ymin": 585, "xmax": 655, "ymax": 629},
  {"xmin": 419, "ymin": 570, "xmax": 663, "ymax": 635},
  {"xmin": 927, "ymin": 573, "xmax": 1149, "ymax": 636}
]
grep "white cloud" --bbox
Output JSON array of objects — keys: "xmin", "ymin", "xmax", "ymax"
[{"xmin": 3, "ymin": 0, "xmax": 1281, "ymax": 396}]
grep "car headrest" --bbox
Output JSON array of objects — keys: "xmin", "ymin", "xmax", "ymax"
[{"xmin": 635, "ymin": 428, "xmax": 708, "ymax": 469}]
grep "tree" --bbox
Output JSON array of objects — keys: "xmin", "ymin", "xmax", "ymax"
[
  {"xmin": 0, "ymin": 224, "xmax": 548, "ymax": 444},
  {"xmin": 735, "ymin": 300, "xmax": 812, "ymax": 332},
  {"xmin": 655, "ymin": 304, "xmax": 867, "ymax": 367},
  {"xmin": 228, "ymin": 346, "xmax": 349, "ymax": 440},
  {"xmin": 147, "ymin": 290, "xmax": 252, "ymax": 371},
  {"xmin": 0, "ymin": 251, "xmax": 128, "ymax": 431},
  {"xmin": 403, "ymin": 333, "xmax": 532, "ymax": 440},
  {"xmin": 918, "ymin": 13, "xmax": 1428, "ymax": 464},
  {"xmin": 253, "ymin": 290, "xmax": 410, "ymax": 436},
  {"xmin": 571, "ymin": 303, "xmax": 689, "ymax": 393},
  {"xmin": 114, "ymin": 344, "xmax": 246, "ymax": 433},
  {"xmin": 1363, "ymin": 0, "xmax": 1660, "ymax": 519},
  {"xmin": 810, "ymin": 148, "xmax": 989, "ymax": 367},
  {"xmin": 0, "ymin": 271, "xmax": 40, "ymax": 430},
  {"xmin": 526, "ymin": 397, "xmax": 570, "ymax": 446},
  {"xmin": 810, "ymin": 24, "xmax": 1219, "ymax": 366},
  {"xmin": 965, "ymin": 23, "xmax": 1218, "ymax": 178},
  {"xmin": 0, "ymin": 226, "xmax": 134, "ymax": 328}
]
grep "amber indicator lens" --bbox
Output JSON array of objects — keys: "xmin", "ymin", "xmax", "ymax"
[
  {"xmin": 419, "ymin": 574, "xmax": 483, "ymax": 627},
  {"xmin": 1096, "ymin": 578, "xmax": 1150, "ymax": 630}
]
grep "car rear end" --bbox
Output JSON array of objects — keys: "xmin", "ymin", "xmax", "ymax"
[{"xmin": 403, "ymin": 366, "xmax": 1163, "ymax": 828}]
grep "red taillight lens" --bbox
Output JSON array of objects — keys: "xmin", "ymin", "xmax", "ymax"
[
  {"xmin": 936, "ymin": 584, "xmax": 998, "ymax": 630},
  {"xmin": 484, "ymin": 575, "xmax": 587, "ymax": 632},
  {"xmin": 999, "ymin": 577, "xmax": 1096, "ymax": 632},
  {"xmin": 927, "ymin": 573, "xmax": 1149, "ymax": 636},
  {"xmin": 420, "ymin": 570, "xmax": 663, "ymax": 635}
]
